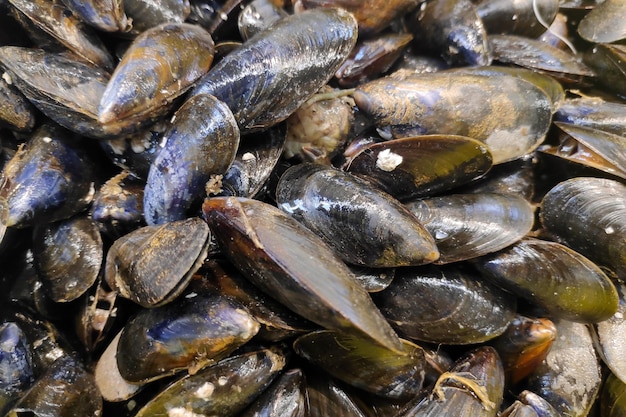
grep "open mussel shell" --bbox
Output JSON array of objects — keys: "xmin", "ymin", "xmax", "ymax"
[
  {"xmin": 553, "ymin": 97, "xmax": 626, "ymax": 137},
  {"xmin": 293, "ymin": 330, "xmax": 426, "ymax": 400},
  {"xmin": 410, "ymin": 0, "xmax": 491, "ymax": 66},
  {"xmin": 488, "ymin": 35, "xmax": 596, "ymax": 84},
  {"xmin": 8, "ymin": 0, "xmax": 114, "ymax": 71},
  {"xmin": 4, "ymin": 355, "xmax": 102, "ymax": 417},
  {"xmin": 276, "ymin": 163, "xmax": 439, "ymax": 267},
  {"xmin": 539, "ymin": 122, "xmax": 626, "ymax": 181},
  {"xmin": 489, "ymin": 315, "xmax": 557, "ymax": 386},
  {"xmin": 239, "ymin": 368, "xmax": 306, "ymax": 417},
  {"xmin": 0, "ymin": 46, "xmax": 116, "ymax": 139},
  {"xmin": 134, "ymin": 347, "xmax": 287, "ymax": 417},
  {"xmin": 473, "ymin": 238, "xmax": 619, "ymax": 323},
  {"xmin": 116, "ymin": 293, "xmax": 260, "ymax": 384},
  {"xmin": 577, "ymin": 0, "xmax": 626, "ymax": 43},
  {"xmin": 202, "ymin": 196, "xmax": 405, "ymax": 353},
  {"xmin": 353, "ymin": 72, "xmax": 552, "ymax": 164},
  {"xmin": 405, "ymin": 193, "xmax": 534, "ymax": 264},
  {"xmin": 105, "ymin": 217, "xmax": 211, "ymax": 308},
  {"xmin": 0, "ymin": 124, "xmax": 95, "ymax": 233},
  {"xmin": 190, "ymin": 7, "xmax": 358, "ymax": 132},
  {"xmin": 98, "ymin": 22, "xmax": 215, "ymax": 133},
  {"xmin": 345, "ymin": 135, "xmax": 493, "ymax": 201},
  {"xmin": 372, "ymin": 265, "xmax": 516, "ymax": 344},
  {"xmin": 526, "ymin": 320, "xmax": 602, "ymax": 417},
  {"xmin": 32, "ymin": 215, "xmax": 103, "ymax": 303},
  {"xmin": 402, "ymin": 346, "xmax": 504, "ymax": 417},
  {"xmin": 601, "ymin": 372, "xmax": 626, "ymax": 417},
  {"xmin": 540, "ymin": 177, "xmax": 626, "ymax": 280},
  {"xmin": 143, "ymin": 93, "xmax": 240, "ymax": 225}
]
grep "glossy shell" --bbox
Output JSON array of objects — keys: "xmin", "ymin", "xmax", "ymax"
[
  {"xmin": 143, "ymin": 93, "xmax": 239, "ymax": 225},
  {"xmin": 190, "ymin": 7, "xmax": 358, "ymax": 132},
  {"xmin": 474, "ymin": 238, "xmax": 619, "ymax": 323},
  {"xmin": 98, "ymin": 23, "xmax": 215, "ymax": 133},
  {"xmin": 373, "ymin": 265, "xmax": 516, "ymax": 344},
  {"xmin": 354, "ymin": 73, "xmax": 552, "ymax": 164},
  {"xmin": 202, "ymin": 196, "xmax": 404, "ymax": 353},
  {"xmin": 405, "ymin": 193, "xmax": 534, "ymax": 264},
  {"xmin": 276, "ymin": 163, "xmax": 439, "ymax": 267},
  {"xmin": 345, "ymin": 135, "xmax": 493, "ymax": 201},
  {"xmin": 540, "ymin": 177, "xmax": 626, "ymax": 280}
]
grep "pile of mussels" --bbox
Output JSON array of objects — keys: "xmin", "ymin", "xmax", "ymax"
[{"xmin": 0, "ymin": 0, "xmax": 626, "ymax": 416}]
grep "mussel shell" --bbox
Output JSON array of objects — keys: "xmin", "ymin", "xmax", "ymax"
[
  {"xmin": 0, "ymin": 322, "xmax": 33, "ymax": 414},
  {"xmin": 219, "ymin": 124, "xmax": 286, "ymax": 198},
  {"xmin": 202, "ymin": 196, "xmax": 405, "ymax": 353},
  {"xmin": 583, "ymin": 44, "xmax": 626, "ymax": 99},
  {"xmin": 553, "ymin": 97, "xmax": 626, "ymax": 137},
  {"xmin": 124, "ymin": 0, "xmax": 191, "ymax": 34},
  {"xmin": 32, "ymin": 215, "xmax": 103, "ymax": 303},
  {"xmin": 190, "ymin": 7, "xmax": 358, "ymax": 132},
  {"xmin": 540, "ymin": 177, "xmax": 626, "ymax": 280},
  {"xmin": 105, "ymin": 217, "xmax": 211, "ymax": 307},
  {"xmin": 238, "ymin": 0, "xmax": 288, "ymax": 41},
  {"xmin": 0, "ymin": 124, "xmax": 95, "ymax": 232},
  {"xmin": 62, "ymin": 0, "xmax": 131, "ymax": 32},
  {"xmin": 345, "ymin": 135, "xmax": 493, "ymax": 201},
  {"xmin": 474, "ymin": 238, "xmax": 619, "ymax": 323},
  {"xmin": 98, "ymin": 22, "xmax": 215, "ymax": 132},
  {"xmin": 474, "ymin": 0, "xmax": 559, "ymax": 38},
  {"xmin": 501, "ymin": 391, "xmax": 561, "ymax": 417},
  {"xmin": 526, "ymin": 320, "xmax": 602, "ymax": 417},
  {"xmin": 601, "ymin": 372, "xmax": 626, "ymax": 417},
  {"xmin": 0, "ymin": 46, "xmax": 116, "ymax": 139},
  {"xmin": 239, "ymin": 368, "xmax": 306, "ymax": 417},
  {"xmin": 134, "ymin": 347, "xmax": 287, "ymax": 417},
  {"xmin": 348, "ymin": 265, "xmax": 395, "ymax": 293},
  {"xmin": 0, "ymin": 77, "xmax": 36, "ymax": 132},
  {"xmin": 294, "ymin": 330, "xmax": 426, "ymax": 400},
  {"xmin": 116, "ymin": 294, "xmax": 260, "ymax": 384},
  {"xmin": 489, "ymin": 315, "xmax": 557, "ymax": 385},
  {"xmin": 200, "ymin": 259, "xmax": 315, "ymax": 342},
  {"xmin": 91, "ymin": 170, "xmax": 145, "ymax": 239},
  {"xmin": 488, "ymin": 35, "xmax": 596, "ymax": 82},
  {"xmin": 8, "ymin": 0, "xmax": 114, "ymax": 71},
  {"xmin": 4, "ymin": 355, "xmax": 102, "ymax": 417},
  {"xmin": 305, "ymin": 372, "xmax": 369, "ymax": 417},
  {"xmin": 373, "ymin": 265, "xmax": 516, "ymax": 344},
  {"xmin": 402, "ymin": 346, "xmax": 504, "ymax": 417},
  {"xmin": 577, "ymin": 0, "xmax": 626, "ymax": 43},
  {"xmin": 406, "ymin": 193, "xmax": 534, "ymax": 264},
  {"xmin": 411, "ymin": 0, "xmax": 491, "ymax": 66},
  {"xmin": 300, "ymin": 0, "xmax": 418, "ymax": 36},
  {"xmin": 143, "ymin": 93, "xmax": 240, "ymax": 225},
  {"xmin": 354, "ymin": 73, "xmax": 552, "ymax": 164},
  {"xmin": 276, "ymin": 163, "xmax": 439, "ymax": 267}
]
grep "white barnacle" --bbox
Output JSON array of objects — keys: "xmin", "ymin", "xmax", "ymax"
[
  {"xmin": 376, "ymin": 149, "xmax": 403, "ymax": 172},
  {"xmin": 194, "ymin": 382, "xmax": 215, "ymax": 399}
]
